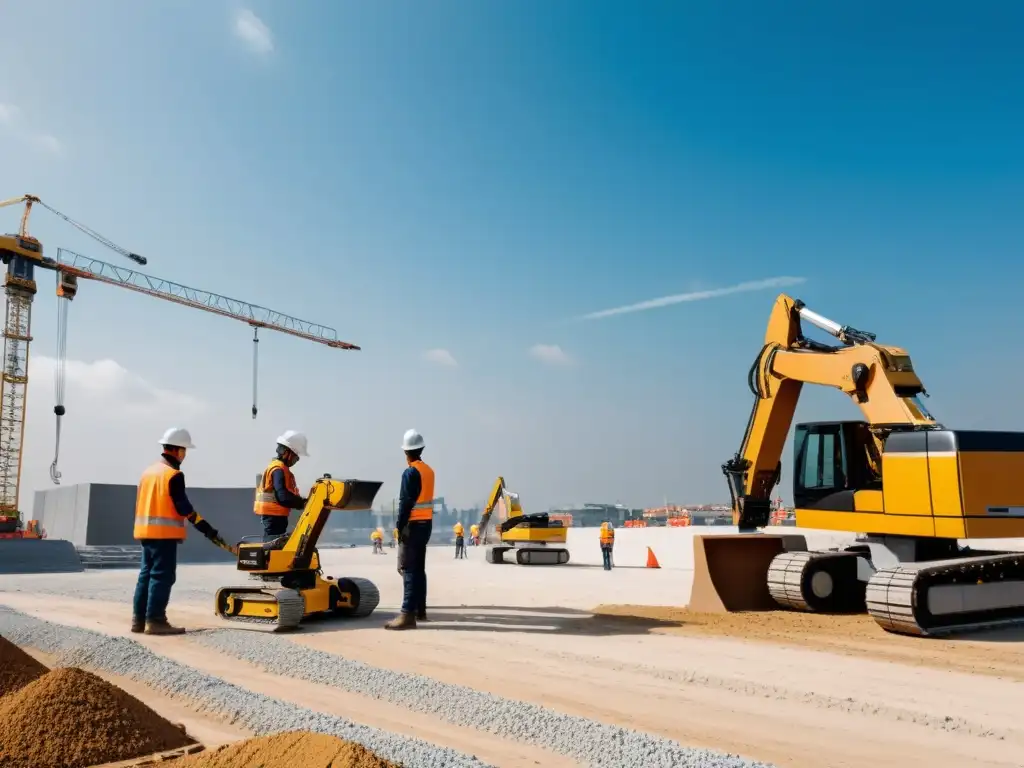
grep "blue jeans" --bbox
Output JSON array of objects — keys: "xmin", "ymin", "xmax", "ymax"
[
  {"xmin": 133, "ymin": 540, "xmax": 179, "ymax": 621},
  {"xmin": 261, "ymin": 514, "xmax": 288, "ymax": 542},
  {"xmin": 399, "ymin": 521, "xmax": 431, "ymax": 614},
  {"xmin": 601, "ymin": 545, "xmax": 613, "ymax": 570}
]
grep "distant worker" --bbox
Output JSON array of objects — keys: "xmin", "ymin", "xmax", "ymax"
[
  {"xmin": 132, "ymin": 428, "xmax": 231, "ymax": 636},
  {"xmin": 386, "ymin": 428, "xmax": 434, "ymax": 630},
  {"xmin": 470, "ymin": 523, "xmax": 480, "ymax": 546},
  {"xmin": 391, "ymin": 526, "xmax": 399, "ymax": 549},
  {"xmin": 599, "ymin": 521, "xmax": 615, "ymax": 570},
  {"xmin": 453, "ymin": 521, "xmax": 465, "ymax": 559},
  {"xmin": 254, "ymin": 431, "xmax": 309, "ymax": 543},
  {"xmin": 371, "ymin": 527, "xmax": 384, "ymax": 554}
]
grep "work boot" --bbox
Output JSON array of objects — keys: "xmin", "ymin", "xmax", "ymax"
[
  {"xmin": 130, "ymin": 617, "xmax": 145, "ymax": 634},
  {"xmin": 384, "ymin": 612, "xmax": 417, "ymax": 630},
  {"xmin": 144, "ymin": 618, "xmax": 186, "ymax": 636}
]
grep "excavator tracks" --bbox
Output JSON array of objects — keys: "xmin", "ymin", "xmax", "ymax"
[
  {"xmin": 215, "ymin": 586, "xmax": 305, "ymax": 631},
  {"xmin": 332, "ymin": 576, "xmax": 380, "ymax": 618},
  {"xmin": 866, "ymin": 552, "xmax": 1024, "ymax": 636},
  {"xmin": 768, "ymin": 550, "xmax": 867, "ymax": 613},
  {"xmin": 485, "ymin": 546, "xmax": 570, "ymax": 565}
]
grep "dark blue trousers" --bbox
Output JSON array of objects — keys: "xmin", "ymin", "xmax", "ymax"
[
  {"xmin": 132, "ymin": 539, "xmax": 179, "ymax": 621},
  {"xmin": 399, "ymin": 521, "xmax": 431, "ymax": 614},
  {"xmin": 601, "ymin": 545, "xmax": 613, "ymax": 570},
  {"xmin": 261, "ymin": 514, "xmax": 288, "ymax": 542}
]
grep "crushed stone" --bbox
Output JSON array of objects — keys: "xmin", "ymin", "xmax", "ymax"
[
  {"xmin": 0, "ymin": 666, "xmax": 194, "ymax": 768},
  {"xmin": 0, "ymin": 606, "xmax": 491, "ymax": 768},
  {"xmin": 177, "ymin": 731, "xmax": 398, "ymax": 768},
  {"xmin": 0, "ymin": 633, "xmax": 48, "ymax": 696}
]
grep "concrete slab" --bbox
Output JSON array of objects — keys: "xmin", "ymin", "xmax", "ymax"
[{"xmin": 0, "ymin": 539, "xmax": 83, "ymax": 574}]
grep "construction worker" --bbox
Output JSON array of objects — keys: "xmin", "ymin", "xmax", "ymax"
[
  {"xmin": 453, "ymin": 521, "xmax": 465, "ymax": 559},
  {"xmin": 132, "ymin": 427, "xmax": 231, "ymax": 636},
  {"xmin": 599, "ymin": 521, "xmax": 615, "ymax": 570},
  {"xmin": 470, "ymin": 523, "xmax": 480, "ymax": 546},
  {"xmin": 254, "ymin": 431, "xmax": 309, "ymax": 542},
  {"xmin": 391, "ymin": 526, "xmax": 399, "ymax": 549},
  {"xmin": 386, "ymin": 428, "xmax": 434, "ymax": 630},
  {"xmin": 371, "ymin": 527, "xmax": 384, "ymax": 554}
]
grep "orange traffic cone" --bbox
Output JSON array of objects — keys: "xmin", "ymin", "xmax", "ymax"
[{"xmin": 646, "ymin": 547, "xmax": 660, "ymax": 569}]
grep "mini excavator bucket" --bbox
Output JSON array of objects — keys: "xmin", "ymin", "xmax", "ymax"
[{"xmin": 689, "ymin": 533, "xmax": 808, "ymax": 612}]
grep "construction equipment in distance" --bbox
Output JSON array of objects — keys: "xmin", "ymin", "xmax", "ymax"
[
  {"xmin": 0, "ymin": 194, "xmax": 359, "ymax": 536},
  {"xmin": 215, "ymin": 474, "xmax": 383, "ymax": 631},
  {"xmin": 705, "ymin": 293, "xmax": 1024, "ymax": 637},
  {"xmin": 477, "ymin": 476, "xmax": 570, "ymax": 565}
]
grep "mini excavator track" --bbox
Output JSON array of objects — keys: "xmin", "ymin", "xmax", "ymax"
[
  {"xmin": 214, "ymin": 576, "xmax": 380, "ymax": 631},
  {"xmin": 866, "ymin": 552, "xmax": 1024, "ymax": 636},
  {"xmin": 485, "ymin": 545, "xmax": 570, "ymax": 565},
  {"xmin": 768, "ymin": 550, "xmax": 867, "ymax": 613}
]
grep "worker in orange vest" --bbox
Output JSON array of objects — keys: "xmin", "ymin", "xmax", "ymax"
[
  {"xmin": 132, "ymin": 427, "xmax": 231, "ymax": 636},
  {"xmin": 386, "ymin": 428, "xmax": 434, "ymax": 630},
  {"xmin": 599, "ymin": 521, "xmax": 615, "ymax": 570},
  {"xmin": 253, "ymin": 431, "xmax": 309, "ymax": 542},
  {"xmin": 453, "ymin": 521, "xmax": 465, "ymax": 559},
  {"xmin": 371, "ymin": 528, "xmax": 384, "ymax": 554}
]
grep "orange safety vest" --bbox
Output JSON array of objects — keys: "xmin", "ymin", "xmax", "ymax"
[
  {"xmin": 600, "ymin": 525, "xmax": 615, "ymax": 546},
  {"xmin": 408, "ymin": 460, "xmax": 435, "ymax": 522},
  {"xmin": 134, "ymin": 460, "xmax": 186, "ymax": 541},
  {"xmin": 454, "ymin": 523, "xmax": 464, "ymax": 536},
  {"xmin": 254, "ymin": 459, "xmax": 299, "ymax": 517}
]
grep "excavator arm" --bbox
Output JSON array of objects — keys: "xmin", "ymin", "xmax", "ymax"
[
  {"xmin": 723, "ymin": 294, "xmax": 939, "ymax": 532},
  {"xmin": 476, "ymin": 476, "xmax": 507, "ymax": 543}
]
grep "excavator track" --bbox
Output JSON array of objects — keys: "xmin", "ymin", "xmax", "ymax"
[
  {"xmin": 768, "ymin": 550, "xmax": 866, "ymax": 613},
  {"xmin": 515, "ymin": 547, "xmax": 570, "ymax": 565},
  {"xmin": 332, "ymin": 576, "xmax": 380, "ymax": 618},
  {"xmin": 214, "ymin": 586, "xmax": 305, "ymax": 632},
  {"xmin": 866, "ymin": 552, "xmax": 1024, "ymax": 637}
]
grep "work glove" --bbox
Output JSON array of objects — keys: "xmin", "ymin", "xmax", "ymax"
[{"xmin": 192, "ymin": 518, "xmax": 216, "ymax": 538}]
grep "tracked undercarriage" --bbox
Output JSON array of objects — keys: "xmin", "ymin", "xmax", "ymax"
[{"xmin": 767, "ymin": 537, "xmax": 1024, "ymax": 636}]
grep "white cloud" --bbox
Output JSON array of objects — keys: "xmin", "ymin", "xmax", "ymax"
[
  {"xmin": 29, "ymin": 356, "xmax": 206, "ymax": 417},
  {"xmin": 0, "ymin": 103, "xmax": 61, "ymax": 155},
  {"xmin": 578, "ymin": 276, "xmax": 808, "ymax": 320},
  {"xmin": 423, "ymin": 348, "xmax": 458, "ymax": 367},
  {"xmin": 529, "ymin": 344, "xmax": 572, "ymax": 366},
  {"xmin": 233, "ymin": 9, "xmax": 274, "ymax": 55}
]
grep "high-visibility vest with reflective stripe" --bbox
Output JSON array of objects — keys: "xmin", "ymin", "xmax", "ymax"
[
  {"xmin": 600, "ymin": 524, "xmax": 615, "ymax": 545},
  {"xmin": 408, "ymin": 460, "xmax": 435, "ymax": 522},
  {"xmin": 134, "ymin": 460, "xmax": 186, "ymax": 541},
  {"xmin": 254, "ymin": 459, "xmax": 299, "ymax": 517}
]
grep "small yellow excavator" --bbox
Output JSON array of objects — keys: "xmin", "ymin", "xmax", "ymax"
[
  {"xmin": 695, "ymin": 293, "xmax": 1024, "ymax": 637},
  {"xmin": 215, "ymin": 474, "xmax": 382, "ymax": 631},
  {"xmin": 477, "ymin": 476, "xmax": 570, "ymax": 565}
]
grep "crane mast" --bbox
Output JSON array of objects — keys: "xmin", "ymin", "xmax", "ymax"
[{"xmin": 0, "ymin": 194, "xmax": 359, "ymax": 527}]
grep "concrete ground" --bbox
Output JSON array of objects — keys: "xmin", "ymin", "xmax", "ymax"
[{"xmin": 2, "ymin": 525, "xmax": 1024, "ymax": 768}]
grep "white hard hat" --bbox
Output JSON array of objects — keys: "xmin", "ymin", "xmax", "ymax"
[
  {"xmin": 402, "ymin": 428, "xmax": 425, "ymax": 451},
  {"xmin": 276, "ymin": 430, "xmax": 309, "ymax": 457},
  {"xmin": 159, "ymin": 427, "xmax": 195, "ymax": 449}
]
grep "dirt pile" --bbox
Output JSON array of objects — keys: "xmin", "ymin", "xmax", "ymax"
[
  {"xmin": 177, "ymin": 731, "xmax": 398, "ymax": 768},
  {"xmin": 0, "ymin": 634, "xmax": 48, "ymax": 696},
  {"xmin": 0, "ymin": 666, "xmax": 195, "ymax": 768}
]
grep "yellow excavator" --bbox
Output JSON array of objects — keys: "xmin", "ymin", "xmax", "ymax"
[
  {"xmin": 215, "ymin": 474, "xmax": 382, "ymax": 631},
  {"xmin": 699, "ymin": 293, "xmax": 1024, "ymax": 637},
  {"xmin": 477, "ymin": 476, "xmax": 570, "ymax": 565}
]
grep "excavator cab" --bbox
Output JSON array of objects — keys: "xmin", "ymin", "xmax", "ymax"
[{"xmin": 793, "ymin": 420, "xmax": 882, "ymax": 511}]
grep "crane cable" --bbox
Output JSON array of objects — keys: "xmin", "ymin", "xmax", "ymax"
[
  {"xmin": 51, "ymin": 281, "xmax": 71, "ymax": 484},
  {"xmin": 251, "ymin": 326, "xmax": 259, "ymax": 419},
  {"xmin": 34, "ymin": 199, "xmax": 147, "ymax": 265}
]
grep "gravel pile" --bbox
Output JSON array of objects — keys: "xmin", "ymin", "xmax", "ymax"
[
  {"xmin": 0, "ymin": 607, "xmax": 488, "ymax": 768},
  {"xmin": 0, "ymin": 667, "xmax": 194, "ymax": 768},
  {"xmin": 0, "ymin": 634, "xmax": 47, "ymax": 695},
  {"xmin": 192, "ymin": 629, "xmax": 776, "ymax": 768},
  {"xmin": 177, "ymin": 731, "xmax": 398, "ymax": 768}
]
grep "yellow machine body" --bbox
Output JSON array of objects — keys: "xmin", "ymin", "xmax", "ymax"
[
  {"xmin": 703, "ymin": 293, "xmax": 1024, "ymax": 638},
  {"xmin": 215, "ymin": 474, "xmax": 383, "ymax": 631},
  {"xmin": 478, "ymin": 476, "xmax": 570, "ymax": 565}
]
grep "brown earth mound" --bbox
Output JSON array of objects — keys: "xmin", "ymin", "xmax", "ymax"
[
  {"xmin": 0, "ymin": 635, "xmax": 48, "ymax": 696},
  {"xmin": 177, "ymin": 731, "xmax": 397, "ymax": 768},
  {"xmin": 0, "ymin": 667, "xmax": 195, "ymax": 768}
]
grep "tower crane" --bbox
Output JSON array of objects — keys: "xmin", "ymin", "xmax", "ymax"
[{"xmin": 0, "ymin": 194, "xmax": 359, "ymax": 533}]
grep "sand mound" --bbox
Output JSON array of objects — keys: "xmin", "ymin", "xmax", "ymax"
[
  {"xmin": 0, "ymin": 666, "xmax": 195, "ymax": 768},
  {"xmin": 0, "ymin": 635, "xmax": 48, "ymax": 696},
  {"xmin": 177, "ymin": 731, "xmax": 397, "ymax": 768}
]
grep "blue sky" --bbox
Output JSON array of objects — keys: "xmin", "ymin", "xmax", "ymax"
[{"xmin": 1, "ymin": 2, "xmax": 1022, "ymax": 512}]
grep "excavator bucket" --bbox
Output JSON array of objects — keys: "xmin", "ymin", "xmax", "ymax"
[{"xmin": 689, "ymin": 534, "xmax": 807, "ymax": 612}]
